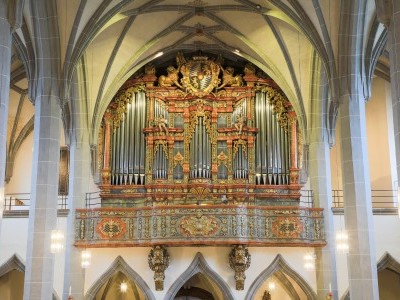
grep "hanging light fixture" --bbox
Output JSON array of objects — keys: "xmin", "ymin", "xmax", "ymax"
[
  {"xmin": 303, "ymin": 252, "xmax": 316, "ymax": 270},
  {"xmin": 120, "ymin": 281, "xmax": 128, "ymax": 293},
  {"xmin": 81, "ymin": 250, "xmax": 91, "ymax": 268},
  {"xmin": 336, "ymin": 229, "xmax": 349, "ymax": 253},
  {"xmin": 50, "ymin": 230, "xmax": 64, "ymax": 253}
]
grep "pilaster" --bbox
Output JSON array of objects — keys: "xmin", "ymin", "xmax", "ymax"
[
  {"xmin": 308, "ymin": 56, "xmax": 338, "ymax": 299},
  {"xmin": 0, "ymin": 6, "xmax": 12, "ymax": 238},
  {"xmin": 388, "ymin": 1, "xmax": 400, "ymax": 190},
  {"xmin": 339, "ymin": 93, "xmax": 379, "ymax": 300}
]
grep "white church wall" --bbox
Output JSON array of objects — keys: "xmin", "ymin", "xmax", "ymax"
[
  {"xmin": 1, "ymin": 213, "xmax": 400, "ymax": 298},
  {"xmin": 331, "ymin": 77, "xmax": 395, "ymax": 193},
  {"xmin": 0, "ymin": 216, "xmax": 68, "ymax": 297},
  {"xmin": 0, "ymin": 218, "xmax": 29, "ymax": 265},
  {"xmin": 4, "ymin": 131, "xmax": 33, "ymax": 194},
  {"xmin": 366, "ymin": 77, "xmax": 395, "ymax": 190},
  {"xmin": 85, "ymin": 247, "xmax": 316, "ymax": 299}
]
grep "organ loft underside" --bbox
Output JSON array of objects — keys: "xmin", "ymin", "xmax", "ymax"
[{"xmin": 75, "ymin": 52, "xmax": 325, "ymax": 290}]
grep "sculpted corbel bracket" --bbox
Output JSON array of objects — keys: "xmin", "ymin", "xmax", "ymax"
[
  {"xmin": 229, "ymin": 245, "xmax": 251, "ymax": 290},
  {"xmin": 148, "ymin": 245, "xmax": 170, "ymax": 291}
]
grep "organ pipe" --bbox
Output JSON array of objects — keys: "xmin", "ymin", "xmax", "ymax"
[
  {"xmin": 189, "ymin": 117, "xmax": 211, "ymax": 179},
  {"xmin": 109, "ymin": 92, "xmax": 146, "ymax": 185},
  {"xmin": 254, "ymin": 92, "xmax": 290, "ymax": 185},
  {"xmin": 107, "ymin": 89, "xmax": 292, "ymax": 186}
]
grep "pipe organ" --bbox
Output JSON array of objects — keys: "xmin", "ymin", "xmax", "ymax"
[{"xmin": 99, "ymin": 53, "xmax": 302, "ymax": 205}]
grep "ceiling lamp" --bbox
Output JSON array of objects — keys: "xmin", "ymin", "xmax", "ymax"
[
  {"xmin": 154, "ymin": 52, "xmax": 164, "ymax": 59},
  {"xmin": 81, "ymin": 250, "xmax": 91, "ymax": 268},
  {"xmin": 50, "ymin": 230, "xmax": 64, "ymax": 253}
]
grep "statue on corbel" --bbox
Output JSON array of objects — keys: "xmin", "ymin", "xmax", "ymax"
[
  {"xmin": 155, "ymin": 114, "xmax": 169, "ymax": 136},
  {"xmin": 148, "ymin": 245, "xmax": 170, "ymax": 291},
  {"xmin": 229, "ymin": 245, "xmax": 251, "ymax": 290},
  {"xmin": 234, "ymin": 110, "xmax": 246, "ymax": 135}
]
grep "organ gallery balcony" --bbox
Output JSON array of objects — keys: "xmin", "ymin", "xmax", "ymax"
[{"xmin": 74, "ymin": 204, "xmax": 325, "ymax": 247}]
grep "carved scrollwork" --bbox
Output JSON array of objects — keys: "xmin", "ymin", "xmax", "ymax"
[
  {"xmin": 148, "ymin": 245, "xmax": 170, "ymax": 291},
  {"xmin": 229, "ymin": 245, "xmax": 251, "ymax": 290},
  {"xmin": 153, "ymin": 140, "xmax": 168, "ymax": 159},
  {"xmin": 233, "ymin": 140, "xmax": 247, "ymax": 157},
  {"xmin": 256, "ymin": 86, "xmax": 293, "ymax": 131},
  {"xmin": 109, "ymin": 85, "xmax": 145, "ymax": 129}
]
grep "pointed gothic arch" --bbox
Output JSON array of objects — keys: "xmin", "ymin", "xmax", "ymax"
[
  {"xmin": 164, "ymin": 252, "xmax": 234, "ymax": 300},
  {"xmin": 343, "ymin": 252, "xmax": 400, "ymax": 300},
  {"xmin": 0, "ymin": 254, "xmax": 59, "ymax": 300},
  {"xmin": 377, "ymin": 251, "xmax": 400, "ymax": 273},
  {"xmin": 245, "ymin": 254, "xmax": 316, "ymax": 300},
  {"xmin": 0, "ymin": 254, "xmax": 25, "ymax": 277},
  {"xmin": 84, "ymin": 255, "xmax": 155, "ymax": 300}
]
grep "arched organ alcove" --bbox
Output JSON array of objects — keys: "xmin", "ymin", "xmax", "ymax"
[
  {"xmin": 98, "ymin": 53, "xmax": 300, "ymax": 205},
  {"xmin": 77, "ymin": 53, "xmax": 324, "ymax": 258}
]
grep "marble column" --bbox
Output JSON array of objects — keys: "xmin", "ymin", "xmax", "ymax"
[
  {"xmin": 339, "ymin": 94, "xmax": 379, "ymax": 299},
  {"xmin": 0, "ymin": 5, "xmax": 12, "ymax": 235},
  {"xmin": 309, "ymin": 57, "xmax": 338, "ymax": 299}
]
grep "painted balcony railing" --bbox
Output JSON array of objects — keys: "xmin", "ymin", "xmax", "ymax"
[{"xmin": 74, "ymin": 205, "xmax": 325, "ymax": 247}]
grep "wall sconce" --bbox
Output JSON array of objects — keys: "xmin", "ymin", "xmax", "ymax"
[
  {"xmin": 81, "ymin": 250, "xmax": 91, "ymax": 268},
  {"xmin": 50, "ymin": 230, "xmax": 64, "ymax": 253}
]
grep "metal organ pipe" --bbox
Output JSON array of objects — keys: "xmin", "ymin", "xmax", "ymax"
[
  {"xmin": 134, "ymin": 95, "xmax": 140, "ymax": 184},
  {"xmin": 275, "ymin": 112, "xmax": 281, "ymax": 184},
  {"xmin": 109, "ymin": 91, "xmax": 146, "ymax": 186},
  {"xmin": 254, "ymin": 92, "xmax": 290, "ymax": 185},
  {"xmin": 111, "ymin": 124, "xmax": 116, "ymax": 184},
  {"xmin": 261, "ymin": 95, "xmax": 267, "ymax": 183},
  {"xmin": 140, "ymin": 93, "xmax": 145, "ymax": 184},
  {"xmin": 129, "ymin": 95, "xmax": 139, "ymax": 184}
]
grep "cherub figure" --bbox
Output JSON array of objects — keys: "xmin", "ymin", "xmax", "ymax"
[
  {"xmin": 155, "ymin": 114, "xmax": 169, "ymax": 135},
  {"xmin": 234, "ymin": 111, "xmax": 246, "ymax": 135}
]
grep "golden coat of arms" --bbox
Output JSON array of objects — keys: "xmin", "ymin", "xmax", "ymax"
[
  {"xmin": 157, "ymin": 52, "xmax": 244, "ymax": 97},
  {"xmin": 180, "ymin": 54, "xmax": 220, "ymax": 97}
]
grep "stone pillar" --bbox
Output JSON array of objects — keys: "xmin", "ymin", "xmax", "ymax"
[
  {"xmin": 62, "ymin": 62, "xmax": 91, "ymax": 299},
  {"xmin": 0, "ymin": 3, "xmax": 12, "ymax": 235},
  {"xmin": 309, "ymin": 58, "xmax": 338, "ymax": 299},
  {"xmin": 23, "ymin": 0, "xmax": 61, "ymax": 298},
  {"xmin": 62, "ymin": 132, "xmax": 90, "ymax": 300},
  {"xmin": 23, "ymin": 93, "xmax": 61, "ymax": 300},
  {"xmin": 339, "ymin": 94, "xmax": 379, "ymax": 299},
  {"xmin": 388, "ymin": 1, "xmax": 400, "ymax": 189}
]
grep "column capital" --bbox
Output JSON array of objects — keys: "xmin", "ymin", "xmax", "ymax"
[
  {"xmin": 0, "ymin": 0, "xmax": 24, "ymax": 31},
  {"xmin": 375, "ymin": 0, "xmax": 393, "ymax": 27}
]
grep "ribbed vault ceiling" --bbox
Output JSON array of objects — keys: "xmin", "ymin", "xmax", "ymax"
[{"xmin": 6, "ymin": 0, "xmax": 389, "ymax": 154}]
